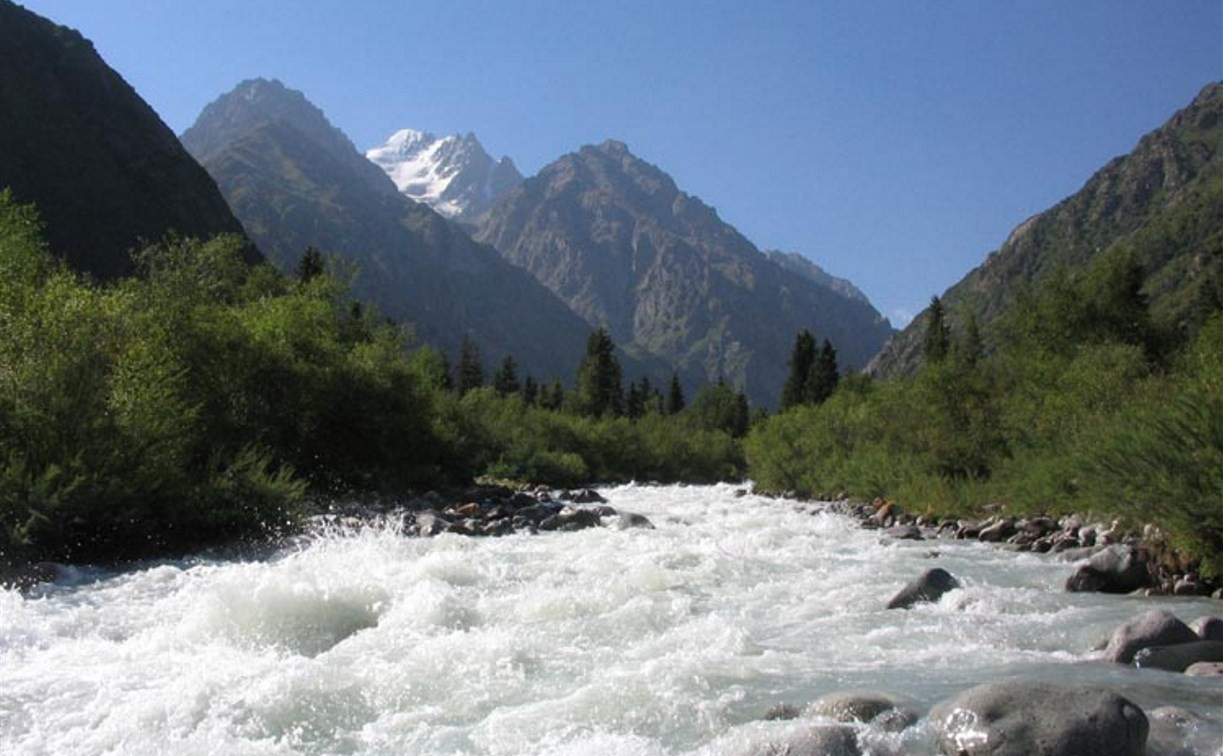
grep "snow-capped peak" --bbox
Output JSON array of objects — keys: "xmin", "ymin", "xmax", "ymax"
[{"xmin": 366, "ymin": 129, "xmax": 523, "ymax": 219}]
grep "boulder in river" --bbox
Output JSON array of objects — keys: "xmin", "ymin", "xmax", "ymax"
[
  {"xmin": 882, "ymin": 524, "xmax": 923, "ymax": 541},
  {"xmin": 806, "ymin": 690, "xmax": 917, "ymax": 732},
  {"xmin": 930, "ymin": 681, "xmax": 1148, "ymax": 756},
  {"xmin": 886, "ymin": 567, "xmax": 961, "ymax": 609},
  {"xmin": 1189, "ymin": 615, "xmax": 1223, "ymax": 641},
  {"xmin": 1104, "ymin": 609, "xmax": 1199, "ymax": 664},
  {"xmin": 1184, "ymin": 661, "xmax": 1223, "ymax": 676},
  {"xmin": 754, "ymin": 724, "xmax": 861, "ymax": 756},
  {"xmin": 1064, "ymin": 544, "xmax": 1150, "ymax": 594},
  {"xmin": 1133, "ymin": 640, "xmax": 1223, "ymax": 672},
  {"xmin": 614, "ymin": 511, "xmax": 655, "ymax": 530}
]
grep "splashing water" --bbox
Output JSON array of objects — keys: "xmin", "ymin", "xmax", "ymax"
[{"xmin": 2, "ymin": 484, "xmax": 1220, "ymax": 754}]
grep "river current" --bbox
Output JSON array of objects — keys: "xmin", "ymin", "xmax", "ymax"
[{"xmin": 2, "ymin": 483, "xmax": 1220, "ymax": 754}]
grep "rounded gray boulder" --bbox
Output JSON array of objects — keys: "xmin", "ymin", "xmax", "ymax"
[
  {"xmin": 1104, "ymin": 609, "xmax": 1199, "ymax": 664},
  {"xmin": 1132, "ymin": 640, "xmax": 1223, "ymax": 672},
  {"xmin": 930, "ymin": 681, "xmax": 1148, "ymax": 755},
  {"xmin": 1064, "ymin": 544, "xmax": 1149, "ymax": 593},
  {"xmin": 886, "ymin": 567, "xmax": 961, "ymax": 609},
  {"xmin": 1189, "ymin": 615, "xmax": 1223, "ymax": 641},
  {"xmin": 805, "ymin": 691, "xmax": 917, "ymax": 732}
]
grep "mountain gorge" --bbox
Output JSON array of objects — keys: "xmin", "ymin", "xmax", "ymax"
[
  {"xmin": 366, "ymin": 129, "xmax": 523, "ymax": 220},
  {"xmin": 180, "ymin": 78, "xmax": 597, "ymax": 382},
  {"xmin": 0, "ymin": 0, "xmax": 252, "ymax": 279},
  {"xmin": 871, "ymin": 81, "xmax": 1223, "ymax": 377},
  {"xmin": 474, "ymin": 140, "xmax": 894, "ymax": 407}
]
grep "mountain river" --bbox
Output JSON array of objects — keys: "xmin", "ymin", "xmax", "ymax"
[{"xmin": 2, "ymin": 483, "xmax": 1220, "ymax": 754}]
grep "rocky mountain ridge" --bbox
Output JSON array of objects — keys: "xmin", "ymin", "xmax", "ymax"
[
  {"xmin": 0, "ymin": 0, "xmax": 253, "ymax": 278},
  {"xmin": 870, "ymin": 82, "xmax": 1223, "ymax": 377},
  {"xmin": 181, "ymin": 78, "xmax": 598, "ymax": 382},
  {"xmin": 474, "ymin": 139, "xmax": 895, "ymax": 407}
]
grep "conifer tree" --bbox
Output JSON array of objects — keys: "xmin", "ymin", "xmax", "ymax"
[
  {"xmin": 666, "ymin": 372, "xmax": 685, "ymax": 414},
  {"xmin": 521, "ymin": 375, "xmax": 538, "ymax": 406},
  {"xmin": 296, "ymin": 246, "xmax": 325, "ymax": 282},
  {"xmin": 923, "ymin": 296, "xmax": 950, "ymax": 363},
  {"xmin": 456, "ymin": 336, "xmax": 484, "ymax": 395},
  {"xmin": 492, "ymin": 355, "xmax": 520, "ymax": 397},
  {"xmin": 574, "ymin": 328, "xmax": 623, "ymax": 417},
  {"xmin": 626, "ymin": 380, "xmax": 645, "ymax": 419},
  {"xmin": 806, "ymin": 338, "xmax": 839, "ymax": 404},
  {"xmin": 781, "ymin": 329, "xmax": 816, "ymax": 410}
]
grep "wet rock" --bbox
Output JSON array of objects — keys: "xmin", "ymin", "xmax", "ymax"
[
  {"xmin": 1133, "ymin": 640, "xmax": 1223, "ymax": 672},
  {"xmin": 955, "ymin": 519, "xmax": 983, "ymax": 539},
  {"xmin": 448, "ymin": 501, "xmax": 482, "ymax": 518},
  {"xmin": 0, "ymin": 561, "xmax": 62, "ymax": 591},
  {"xmin": 886, "ymin": 567, "xmax": 961, "ymax": 609},
  {"xmin": 1189, "ymin": 616, "xmax": 1223, "ymax": 641},
  {"xmin": 615, "ymin": 511, "xmax": 655, "ymax": 530},
  {"xmin": 1065, "ymin": 544, "xmax": 1150, "ymax": 594},
  {"xmin": 515, "ymin": 504, "xmax": 560, "ymax": 523},
  {"xmin": 806, "ymin": 691, "xmax": 916, "ymax": 732},
  {"xmin": 1173, "ymin": 576, "xmax": 1201, "ymax": 596},
  {"xmin": 556, "ymin": 507, "xmax": 601, "ymax": 532},
  {"xmin": 930, "ymin": 681, "xmax": 1148, "ymax": 756},
  {"xmin": 979, "ymin": 518, "xmax": 1016, "ymax": 542},
  {"xmin": 565, "ymin": 488, "xmax": 606, "ymax": 504},
  {"xmin": 762, "ymin": 702, "xmax": 801, "ymax": 721},
  {"xmin": 1184, "ymin": 661, "xmax": 1223, "ymax": 676},
  {"xmin": 756, "ymin": 725, "xmax": 861, "ymax": 756},
  {"xmin": 1104, "ymin": 609, "xmax": 1199, "ymax": 664},
  {"xmin": 413, "ymin": 510, "xmax": 451, "ymax": 536},
  {"xmin": 882, "ymin": 524, "xmax": 923, "ymax": 540}
]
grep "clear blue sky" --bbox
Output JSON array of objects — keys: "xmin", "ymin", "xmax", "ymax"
[{"xmin": 19, "ymin": 1, "xmax": 1222, "ymax": 325}]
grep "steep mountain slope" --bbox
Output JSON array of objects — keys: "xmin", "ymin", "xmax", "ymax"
[
  {"xmin": 871, "ymin": 82, "xmax": 1223, "ymax": 377},
  {"xmin": 0, "ymin": 1, "xmax": 252, "ymax": 278},
  {"xmin": 764, "ymin": 250, "xmax": 872, "ymax": 305},
  {"xmin": 181, "ymin": 79, "xmax": 594, "ymax": 381},
  {"xmin": 475, "ymin": 140, "xmax": 894, "ymax": 407},
  {"xmin": 366, "ymin": 129, "xmax": 522, "ymax": 220}
]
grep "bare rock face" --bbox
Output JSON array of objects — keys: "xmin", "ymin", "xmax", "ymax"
[
  {"xmin": 1104, "ymin": 609, "xmax": 1199, "ymax": 664},
  {"xmin": 474, "ymin": 140, "xmax": 894, "ymax": 407},
  {"xmin": 1064, "ymin": 545, "xmax": 1150, "ymax": 594},
  {"xmin": 886, "ymin": 568, "xmax": 961, "ymax": 609},
  {"xmin": 930, "ymin": 681, "xmax": 1148, "ymax": 756}
]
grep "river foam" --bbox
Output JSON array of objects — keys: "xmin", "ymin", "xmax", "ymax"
[{"xmin": 2, "ymin": 483, "xmax": 1220, "ymax": 754}]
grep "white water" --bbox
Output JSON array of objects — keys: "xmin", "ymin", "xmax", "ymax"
[{"xmin": 2, "ymin": 484, "xmax": 1220, "ymax": 755}]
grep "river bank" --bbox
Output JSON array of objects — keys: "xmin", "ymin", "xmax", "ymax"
[{"xmin": 3, "ymin": 483, "xmax": 1220, "ymax": 754}]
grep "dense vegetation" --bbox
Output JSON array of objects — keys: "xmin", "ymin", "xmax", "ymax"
[
  {"xmin": 0, "ymin": 192, "xmax": 744, "ymax": 565},
  {"xmin": 748, "ymin": 244, "xmax": 1223, "ymax": 575}
]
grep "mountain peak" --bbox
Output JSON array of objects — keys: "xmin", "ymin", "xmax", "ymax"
[{"xmin": 366, "ymin": 129, "xmax": 523, "ymax": 218}]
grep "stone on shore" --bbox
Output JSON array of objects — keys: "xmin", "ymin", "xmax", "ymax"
[
  {"xmin": 1104, "ymin": 609, "xmax": 1199, "ymax": 664},
  {"xmin": 1064, "ymin": 544, "xmax": 1150, "ymax": 594},
  {"xmin": 1184, "ymin": 661, "xmax": 1223, "ymax": 676},
  {"xmin": 1132, "ymin": 640, "xmax": 1223, "ymax": 672},
  {"xmin": 930, "ymin": 681, "xmax": 1148, "ymax": 756},
  {"xmin": 1189, "ymin": 616, "xmax": 1223, "ymax": 641},
  {"xmin": 886, "ymin": 568, "xmax": 961, "ymax": 609}
]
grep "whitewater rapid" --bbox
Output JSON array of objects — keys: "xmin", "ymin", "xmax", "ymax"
[{"xmin": 2, "ymin": 484, "xmax": 1220, "ymax": 754}]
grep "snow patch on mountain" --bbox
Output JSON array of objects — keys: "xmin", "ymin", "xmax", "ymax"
[{"xmin": 366, "ymin": 129, "xmax": 522, "ymax": 218}]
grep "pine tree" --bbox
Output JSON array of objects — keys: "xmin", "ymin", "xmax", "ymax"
[
  {"xmin": 296, "ymin": 246, "xmax": 325, "ymax": 282},
  {"xmin": 521, "ymin": 375, "xmax": 538, "ymax": 406},
  {"xmin": 626, "ymin": 380, "xmax": 645, "ymax": 419},
  {"xmin": 923, "ymin": 296, "xmax": 950, "ymax": 363},
  {"xmin": 806, "ymin": 338, "xmax": 839, "ymax": 404},
  {"xmin": 574, "ymin": 328, "xmax": 623, "ymax": 417},
  {"xmin": 539, "ymin": 379, "xmax": 566, "ymax": 411},
  {"xmin": 492, "ymin": 355, "xmax": 520, "ymax": 397},
  {"xmin": 666, "ymin": 372, "xmax": 685, "ymax": 415},
  {"xmin": 456, "ymin": 336, "xmax": 484, "ymax": 395},
  {"xmin": 781, "ymin": 330, "xmax": 816, "ymax": 410}
]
